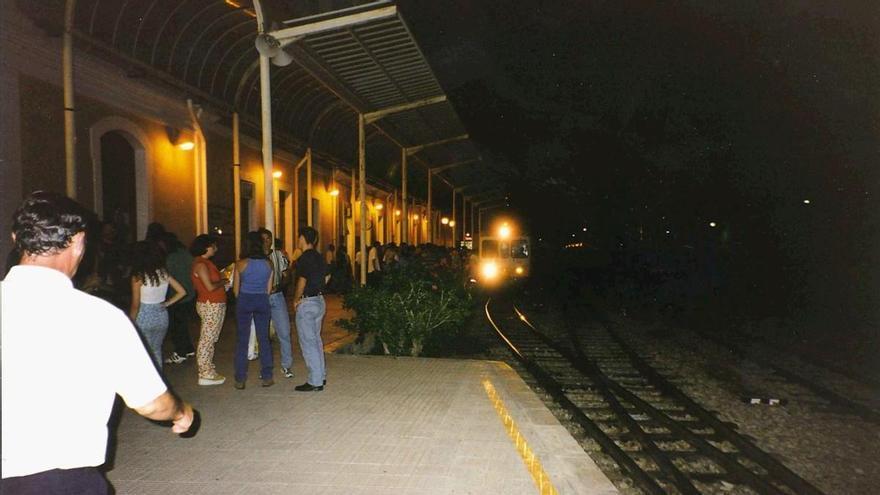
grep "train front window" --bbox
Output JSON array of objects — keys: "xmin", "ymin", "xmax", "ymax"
[
  {"xmin": 511, "ymin": 239, "xmax": 530, "ymax": 258},
  {"xmin": 481, "ymin": 239, "xmax": 499, "ymax": 258}
]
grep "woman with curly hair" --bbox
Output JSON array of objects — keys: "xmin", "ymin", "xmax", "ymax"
[
  {"xmin": 189, "ymin": 234, "xmax": 228, "ymax": 385},
  {"xmin": 129, "ymin": 240, "xmax": 186, "ymax": 369}
]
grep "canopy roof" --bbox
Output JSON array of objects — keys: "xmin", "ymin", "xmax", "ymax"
[{"xmin": 48, "ymin": 0, "xmax": 485, "ymax": 195}]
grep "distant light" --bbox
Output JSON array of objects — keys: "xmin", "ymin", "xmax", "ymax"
[
  {"xmin": 272, "ymin": 170, "xmax": 282, "ymax": 179},
  {"xmin": 582, "ymin": 227, "xmax": 587, "ymax": 232},
  {"xmin": 465, "ymin": 233, "xmax": 471, "ymax": 238},
  {"xmin": 666, "ymin": 230, "xmax": 671, "ymax": 235},
  {"xmin": 449, "ymin": 220, "xmax": 456, "ymax": 227},
  {"xmin": 217, "ymin": 229, "xmax": 223, "ymax": 235},
  {"xmin": 395, "ymin": 209, "xmax": 402, "ymax": 216},
  {"xmin": 178, "ymin": 141, "xmax": 195, "ymax": 151},
  {"xmin": 572, "ymin": 234, "xmax": 576, "ymax": 238},
  {"xmin": 499, "ymin": 223, "xmax": 511, "ymax": 239},
  {"xmin": 709, "ymin": 222, "xmax": 717, "ymax": 228},
  {"xmin": 441, "ymin": 217, "xmax": 450, "ymax": 225},
  {"xmin": 515, "ymin": 266, "xmax": 524, "ymax": 275},
  {"xmin": 375, "ymin": 203, "xmax": 383, "ymax": 210},
  {"xmin": 329, "ymin": 189, "xmax": 340, "ymax": 197},
  {"xmin": 413, "ymin": 214, "xmax": 420, "ymax": 220},
  {"xmin": 803, "ymin": 199, "xmax": 811, "ymax": 204}
]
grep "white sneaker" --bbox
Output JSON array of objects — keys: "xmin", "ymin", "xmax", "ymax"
[
  {"xmin": 247, "ymin": 352, "xmax": 258, "ymax": 361},
  {"xmin": 198, "ymin": 374, "xmax": 226, "ymax": 386},
  {"xmin": 165, "ymin": 352, "xmax": 187, "ymax": 364}
]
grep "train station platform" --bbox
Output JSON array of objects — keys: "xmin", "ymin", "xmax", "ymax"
[{"xmin": 105, "ymin": 296, "xmax": 618, "ymax": 495}]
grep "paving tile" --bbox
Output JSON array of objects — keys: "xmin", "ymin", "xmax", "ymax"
[{"xmin": 102, "ymin": 300, "xmax": 617, "ymax": 494}]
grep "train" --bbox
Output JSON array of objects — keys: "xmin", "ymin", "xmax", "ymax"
[{"xmin": 474, "ymin": 221, "xmax": 531, "ymax": 284}]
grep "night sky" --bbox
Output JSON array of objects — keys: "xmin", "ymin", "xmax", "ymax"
[{"xmin": 397, "ymin": 0, "xmax": 880, "ymax": 326}]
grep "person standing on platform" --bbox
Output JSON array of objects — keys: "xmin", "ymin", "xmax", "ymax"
[
  {"xmin": 2, "ymin": 192, "xmax": 193, "ymax": 493},
  {"xmin": 293, "ymin": 227, "xmax": 330, "ymax": 392},
  {"xmin": 233, "ymin": 231, "xmax": 275, "ymax": 389},
  {"xmin": 163, "ymin": 232, "xmax": 196, "ymax": 365},
  {"xmin": 259, "ymin": 228, "xmax": 295, "ymax": 379},
  {"xmin": 129, "ymin": 240, "xmax": 187, "ymax": 370},
  {"xmin": 366, "ymin": 240, "xmax": 382, "ymax": 285},
  {"xmin": 190, "ymin": 234, "xmax": 228, "ymax": 386}
]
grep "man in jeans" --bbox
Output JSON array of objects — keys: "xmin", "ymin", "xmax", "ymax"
[
  {"xmin": 2, "ymin": 192, "xmax": 194, "ymax": 493},
  {"xmin": 259, "ymin": 228, "xmax": 294, "ymax": 378},
  {"xmin": 293, "ymin": 227, "xmax": 329, "ymax": 391}
]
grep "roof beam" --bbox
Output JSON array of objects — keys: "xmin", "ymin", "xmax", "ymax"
[
  {"xmin": 406, "ymin": 134, "xmax": 469, "ymax": 155},
  {"xmin": 429, "ymin": 158, "xmax": 479, "ymax": 174},
  {"xmin": 363, "ymin": 95, "xmax": 447, "ymax": 123},
  {"xmin": 273, "ymin": 4, "xmax": 398, "ymax": 44}
]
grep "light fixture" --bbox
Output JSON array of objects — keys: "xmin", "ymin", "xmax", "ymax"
[
  {"xmin": 480, "ymin": 261, "xmax": 499, "ymax": 280},
  {"xmin": 515, "ymin": 266, "xmax": 524, "ymax": 275},
  {"xmin": 272, "ymin": 170, "xmax": 282, "ymax": 179},
  {"xmin": 178, "ymin": 141, "xmax": 195, "ymax": 151},
  {"xmin": 395, "ymin": 209, "xmax": 402, "ymax": 216},
  {"xmin": 582, "ymin": 227, "xmax": 587, "ymax": 232},
  {"xmin": 709, "ymin": 221, "xmax": 717, "ymax": 228},
  {"xmin": 803, "ymin": 199, "xmax": 811, "ymax": 204},
  {"xmin": 375, "ymin": 203, "xmax": 383, "ymax": 210},
  {"xmin": 329, "ymin": 189, "xmax": 340, "ymax": 197},
  {"xmin": 449, "ymin": 220, "xmax": 456, "ymax": 227},
  {"xmin": 413, "ymin": 214, "xmax": 420, "ymax": 220},
  {"xmin": 499, "ymin": 223, "xmax": 511, "ymax": 239},
  {"xmin": 441, "ymin": 217, "xmax": 450, "ymax": 225}
]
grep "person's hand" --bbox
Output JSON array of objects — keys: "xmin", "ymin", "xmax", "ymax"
[
  {"xmin": 294, "ymin": 299, "xmax": 302, "ymax": 311},
  {"xmin": 172, "ymin": 402, "xmax": 195, "ymax": 434}
]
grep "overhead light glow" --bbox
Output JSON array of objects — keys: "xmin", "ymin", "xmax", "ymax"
[
  {"xmin": 515, "ymin": 266, "xmax": 524, "ymax": 275},
  {"xmin": 272, "ymin": 170, "xmax": 282, "ymax": 179},
  {"xmin": 449, "ymin": 220, "xmax": 456, "ymax": 227},
  {"xmin": 441, "ymin": 217, "xmax": 450, "ymax": 225},
  {"xmin": 375, "ymin": 203, "xmax": 383, "ymax": 210},
  {"xmin": 413, "ymin": 214, "xmax": 420, "ymax": 220},
  {"xmin": 178, "ymin": 141, "xmax": 195, "ymax": 151},
  {"xmin": 803, "ymin": 199, "xmax": 811, "ymax": 204},
  {"xmin": 329, "ymin": 189, "xmax": 340, "ymax": 197},
  {"xmin": 499, "ymin": 223, "xmax": 511, "ymax": 239},
  {"xmin": 582, "ymin": 227, "xmax": 587, "ymax": 232},
  {"xmin": 709, "ymin": 221, "xmax": 717, "ymax": 228},
  {"xmin": 395, "ymin": 209, "xmax": 402, "ymax": 216}
]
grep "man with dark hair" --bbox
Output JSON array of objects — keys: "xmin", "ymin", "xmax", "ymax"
[
  {"xmin": 163, "ymin": 232, "xmax": 196, "ymax": 364},
  {"xmin": 292, "ymin": 226, "xmax": 329, "ymax": 391},
  {"xmin": 1, "ymin": 192, "xmax": 194, "ymax": 493},
  {"xmin": 258, "ymin": 228, "xmax": 295, "ymax": 379}
]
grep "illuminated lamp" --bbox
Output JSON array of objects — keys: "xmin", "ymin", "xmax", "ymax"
[
  {"xmin": 272, "ymin": 170, "xmax": 282, "ymax": 179},
  {"xmin": 449, "ymin": 220, "xmax": 455, "ymax": 227},
  {"xmin": 499, "ymin": 223, "xmax": 511, "ymax": 239},
  {"xmin": 375, "ymin": 203, "xmax": 383, "ymax": 210},
  {"xmin": 178, "ymin": 141, "xmax": 195, "ymax": 151},
  {"xmin": 329, "ymin": 189, "xmax": 340, "ymax": 197},
  {"xmin": 441, "ymin": 217, "xmax": 450, "ymax": 225}
]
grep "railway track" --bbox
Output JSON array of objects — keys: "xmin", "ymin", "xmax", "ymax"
[{"xmin": 484, "ymin": 296, "xmax": 825, "ymax": 495}]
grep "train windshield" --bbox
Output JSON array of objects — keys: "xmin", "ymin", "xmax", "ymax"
[
  {"xmin": 481, "ymin": 239, "xmax": 499, "ymax": 258},
  {"xmin": 511, "ymin": 239, "xmax": 530, "ymax": 258}
]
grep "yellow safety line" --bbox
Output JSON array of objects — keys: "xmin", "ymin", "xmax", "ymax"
[{"xmin": 482, "ymin": 379, "xmax": 560, "ymax": 495}]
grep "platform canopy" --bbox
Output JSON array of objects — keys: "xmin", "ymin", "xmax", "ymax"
[{"xmin": 24, "ymin": 0, "xmax": 485, "ymax": 194}]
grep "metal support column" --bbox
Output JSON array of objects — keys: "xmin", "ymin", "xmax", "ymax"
[
  {"xmin": 401, "ymin": 148, "xmax": 408, "ymax": 244},
  {"xmin": 427, "ymin": 170, "xmax": 432, "ymax": 244},
  {"xmin": 258, "ymin": 54, "xmax": 275, "ymax": 230},
  {"xmin": 232, "ymin": 112, "xmax": 242, "ymax": 259},
  {"xmin": 349, "ymin": 168, "xmax": 355, "ymax": 278},
  {"xmin": 63, "ymin": 0, "xmax": 77, "ymax": 198},
  {"xmin": 452, "ymin": 189, "xmax": 456, "ymax": 249},
  {"xmin": 306, "ymin": 148, "xmax": 313, "ymax": 226},
  {"xmin": 358, "ymin": 114, "xmax": 367, "ymax": 286}
]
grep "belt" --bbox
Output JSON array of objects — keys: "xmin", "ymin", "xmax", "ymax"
[{"xmin": 301, "ymin": 292, "xmax": 323, "ymax": 299}]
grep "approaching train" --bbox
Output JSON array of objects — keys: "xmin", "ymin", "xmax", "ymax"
[{"xmin": 474, "ymin": 222, "xmax": 531, "ymax": 284}]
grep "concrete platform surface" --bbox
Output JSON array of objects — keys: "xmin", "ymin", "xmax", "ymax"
[{"xmin": 105, "ymin": 299, "xmax": 617, "ymax": 494}]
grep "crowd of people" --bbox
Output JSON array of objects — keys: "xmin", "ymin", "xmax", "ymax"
[{"xmin": 1, "ymin": 191, "xmax": 476, "ymax": 492}]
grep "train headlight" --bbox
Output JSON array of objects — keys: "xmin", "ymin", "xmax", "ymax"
[
  {"xmin": 515, "ymin": 266, "xmax": 524, "ymax": 275},
  {"xmin": 481, "ymin": 261, "xmax": 499, "ymax": 280}
]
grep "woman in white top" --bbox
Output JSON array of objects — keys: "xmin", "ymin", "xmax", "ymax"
[{"xmin": 129, "ymin": 241, "xmax": 186, "ymax": 369}]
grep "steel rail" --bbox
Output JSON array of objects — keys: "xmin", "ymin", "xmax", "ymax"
[{"xmin": 484, "ymin": 299, "xmax": 668, "ymax": 495}]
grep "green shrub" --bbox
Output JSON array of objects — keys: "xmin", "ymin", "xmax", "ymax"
[{"xmin": 340, "ymin": 263, "xmax": 473, "ymax": 356}]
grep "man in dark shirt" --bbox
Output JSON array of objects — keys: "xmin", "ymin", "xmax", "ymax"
[{"xmin": 292, "ymin": 227, "xmax": 329, "ymax": 391}]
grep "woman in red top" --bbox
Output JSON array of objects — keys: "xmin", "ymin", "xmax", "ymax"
[{"xmin": 189, "ymin": 235, "xmax": 228, "ymax": 386}]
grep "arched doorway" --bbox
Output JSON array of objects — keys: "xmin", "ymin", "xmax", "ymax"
[
  {"xmin": 100, "ymin": 131, "xmax": 137, "ymax": 242},
  {"xmin": 90, "ymin": 116, "xmax": 152, "ymax": 240}
]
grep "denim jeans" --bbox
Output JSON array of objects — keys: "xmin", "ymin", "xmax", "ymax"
[
  {"xmin": 136, "ymin": 302, "xmax": 168, "ymax": 370},
  {"xmin": 268, "ymin": 291, "xmax": 293, "ymax": 368},
  {"xmin": 235, "ymin": 292, "xmax": 272, "ymax": 382},
  {"xmin": 295, "ymin": 296, "xmax": 326, "ymax": 386}
]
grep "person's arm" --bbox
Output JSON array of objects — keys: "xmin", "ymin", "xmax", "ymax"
[
  {"xmin": 293, "ymin": 276, "xmax": 306, "ymax": 309},
  {"xmin": 164, "ymin": 276, "xmax": 186, "ymax": 307},
  {"xmin": 129, "ymin": 276, "xmax": 142, "ymax": 321},
  {"xmin": 266, "ymin": 260, "xmax": 275, "ymax": 293},
  {"xmin": 133, "ymin": 390, "xmax": 194, "ymax": 433},
  {"xmin": 233, "ymin": 260, "xmax": 245, "ymax": 298},
  {"xmin": 194, "ymin": 262, "xmax": 224, "ymax": 291}
]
